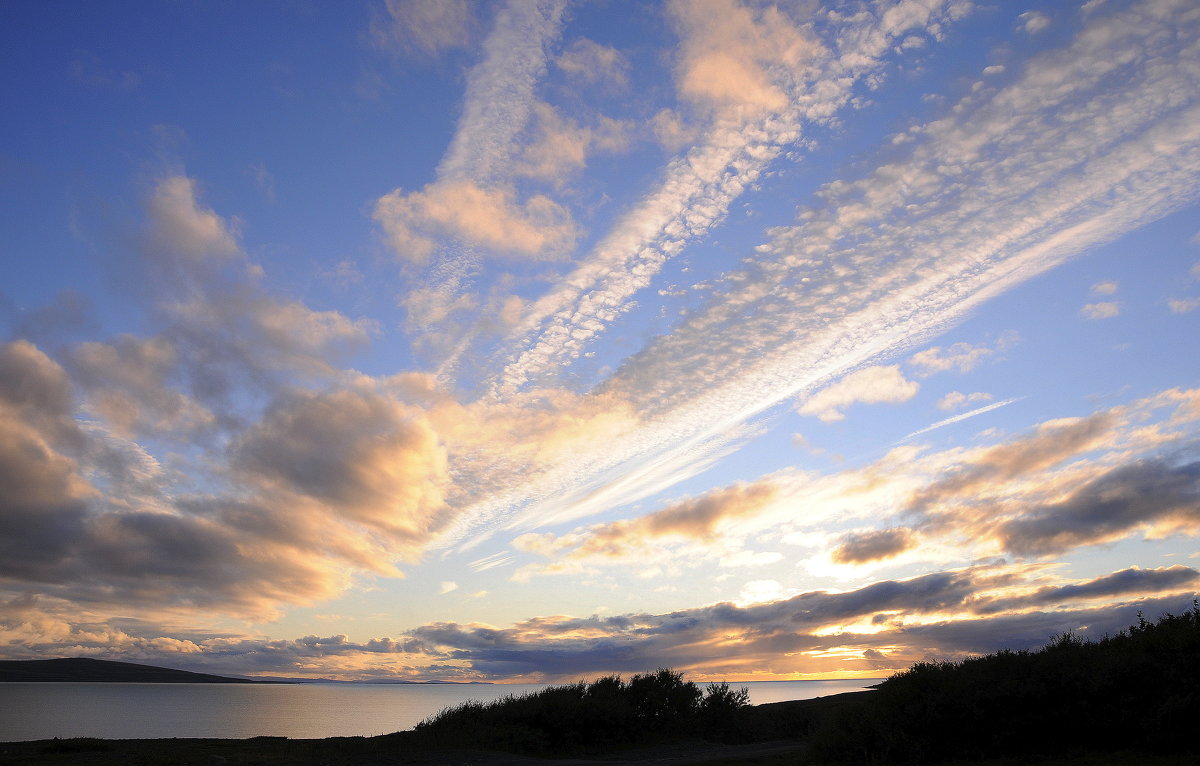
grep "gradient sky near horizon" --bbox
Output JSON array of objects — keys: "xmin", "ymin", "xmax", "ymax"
[{"xmin": 1, "ymin": 0, "xmax": 1199, "ymax": 682}]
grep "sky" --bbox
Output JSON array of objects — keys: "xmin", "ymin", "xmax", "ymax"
[{"xmin": 1, "ymin": 0, "xmax": 1198, "ymax": 683}]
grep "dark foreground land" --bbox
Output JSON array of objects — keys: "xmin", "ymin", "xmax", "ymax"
[{"xmin": 3, "ymin": 605, "xmax": 1198, "ymax": 766}]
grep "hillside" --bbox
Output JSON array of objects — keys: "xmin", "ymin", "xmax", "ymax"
[{"xmin": 0, "ymin": 657, "xmax": 270, "ymax": 684}]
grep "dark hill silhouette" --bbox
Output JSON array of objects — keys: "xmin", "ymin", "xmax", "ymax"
[
  {"xmin": 0, "ymin": 657, "xmax": 274, "ymax": 683},
  {"xmin": 803, "ymin": 601, "xmax": 1200, "ymax": 763}
]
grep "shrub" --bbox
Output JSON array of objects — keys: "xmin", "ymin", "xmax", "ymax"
[{"xmin": 411, "ymin": 668, "xmax": 749, "ymax": 754}]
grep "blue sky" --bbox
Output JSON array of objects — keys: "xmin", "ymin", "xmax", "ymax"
[{"xmin": 1, "ymin": 0, "xmax": 1198, "ymax": 681}]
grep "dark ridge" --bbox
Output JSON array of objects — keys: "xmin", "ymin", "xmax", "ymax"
[{"xmin": 0, "ymin": 657, "xmax": 283, "ymax": 683}]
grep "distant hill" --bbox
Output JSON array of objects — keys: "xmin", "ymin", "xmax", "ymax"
[{"xmin": 0, "ymin": 657, "xmax": 278, "ymax": 683}]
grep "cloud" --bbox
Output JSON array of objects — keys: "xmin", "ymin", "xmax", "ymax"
[
  {"xmin": 397, "ymin": 565, "xmax": 1197, "ymax": 680},
  {"xmin": 1018, "ymin": 11, "xmax": 1051, "ymax": 34},
  {"xmin": 435, "ymin": 0, "xmax": 567, "ymax": 185},
  {"xmin": 797, "ymin": 365, "xmax": 919, "ymax": 422},
  {"xmin": 145, "ymin": 176, "xmax": 239, "ymax": 266},
  {"xmin": 996, "ymin": 458, "xmax": 1200, "ymax": 556},
  {"xmin": 737, "ymin": 579, "xmax": 792, "ymax": 605},
  {"xmin": 3, "ymin": 289, "xmax": 96, "ymax": 348},
  {"xmin": 1081, "ymin": 301, "xmax": 1121, "ymax": 319},
  {"xmin": 138, "ymin": 175, "xmax": 373, "ymax": 397},
  {"xmin": 556, "ymin": 38, "xmax": 629, "ymax": 89},
  {"xmin": 5, "ymin": 558, "xmax": 1197, "ymax": 681},
  {"xmin": 668, "ymin": 0, "xmax": 816, "ymax": 114},
  {"xmin": 0, "ymin": 341, "xmax": 92, "ymax": 581},
  {"xmin": 375, "ymin": 180, "xmax": 578, "ymax": 263},
  {"xmin": 439, "ymin": 581, "xmax": 459, "ymax": 595},
  {"xmin": 1168, "ymin": 297, "xmax": 1200, "ymax": 313},
  {"xmin": 516, "ymin": 102, "xmax": 631, "ymax": 184},
  {"xmin": 487, "ymin": 2, "xmax": 964, "ymax": 399},
  {"xmin": 976, "ymin": 565, "xmax": 1200, "ymax": 613},
  {"xmin": 937, "ymin": 391, "xmax": 993, "ymax": 412},
  {"xmin": 372, "ymin": 0, "xmax": 570, "ymax": 308},
  {"xmin": 371, "ymin": 0, "xmax": 473, "ymax": 56},
  {"xmin": 910, "ymin": 339, "xmax": 1010, "ymax": 376},
  {"xmin": 649, "ymin": 108, "xmax": 700, "ymax": 152},
  {"xmin": 909, "ymin": 411, "xmax": 1120, "ymax": 514},
  {"xmin": 1091, "ymin": 280, "xmax": 1119, "ymax": 295},
  {"xmin": 832, "ymin": 528, "xmax": 915, "ymax": 564},
  {"xmin": 232, "ymin": 384, "xmax": 450, "ymax": 549},
  {"xmin": 904, "ymin": 397, "xmax": 1024, "ymax": 440},
  {"xmin": 70, "ymin": 335, "xmax": 215, "ymax": 439},
  {"xmin": 513, "ymin": 480, "xmax": 778, "ymax": 567},
  {"xmin": 530, "ymin": 0, "xmax": 1200, "ymax": 533},
  {"xmin": 0, "ymin": 346, "xmax": 367, "ymax": 619}
]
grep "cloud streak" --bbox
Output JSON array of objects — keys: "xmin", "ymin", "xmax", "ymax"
[{"xmin": 446, "ymin": 0, "xmax": 1200, "ymax": 541}]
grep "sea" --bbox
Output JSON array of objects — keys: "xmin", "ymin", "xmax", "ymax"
[{"xmin": 0, "ymin": 678, "xmax": 880, "ymax": 741}]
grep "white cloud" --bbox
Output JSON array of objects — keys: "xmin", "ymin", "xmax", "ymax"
[
  {"xmin": 938, "ymin": 391, "xmax": 994, "ymax": 412},
  {"xmin": 910, "ymin": 336, "xmax": 1014, "ymax": 376},
  {"xmin": 475, "ymin": 0, "xmax": 1200, "ymax": 535},
  {"xmin": 719, "ymin": 550, "xmax": 783, "ymax": 568},
  {"xmin": 1168, "ymin": 297, "xmax": 1200, "ymax": 313},
  {"xmin": 1091, "ymin": 281, "xmax": 1119, "ymax": 295},
  {"xmin": 439, "ymin": 581, "xmax": 459, "ymax": 595},
  {"xmin": 1081, "ymin": 301, "xmax": 1121, "ymax": 319},
  {"xmin": 488, "ymin": 2, "xmax": 968, "ymax": 397},
  {"xmin": 797, "ymin": 365, "xmax": 920, "ymax": 422},
  {"xmin": 904, "ymin": 398, "xmax": 1026, "ymax": 440},
  {"xmin": 430, "ymin": 0, "xmax": 1200, "ymax": 548},
  {"xmin": 736, "ymin": 579, "xmax": 792, "ymax": 606},
  {"xmin": 436, "ymin": 1, "xmax": 567, "ymax": 186},
  {"xmin": 373, "ymin": 0, "xmax": 473, "ymax": 56},
  {"xmin": 1019, "ymin": 11, "xmax": 1051, "ymax": 34}
]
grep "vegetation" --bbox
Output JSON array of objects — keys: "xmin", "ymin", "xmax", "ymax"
[
  {"xmin": 807, "ymin": 602, "xmax": 1200, "ymax": 764},
  {"xmin": 410, "ymin": 667, "xmax": 751, "ymax": 754}
]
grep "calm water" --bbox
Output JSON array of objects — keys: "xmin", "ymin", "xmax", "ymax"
[{"xmin": 0, "ymin": 679, "xmax": 879, "ymax": 741}]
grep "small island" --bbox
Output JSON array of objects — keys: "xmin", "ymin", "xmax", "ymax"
[{"xmin": 0, "ymin": 657, "xmax": 276, "ymax": 684}]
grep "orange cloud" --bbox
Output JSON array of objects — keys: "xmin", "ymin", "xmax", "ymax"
[{"xmin": 515, "ymin": 480, "xmax": 778, "ymax": 564}]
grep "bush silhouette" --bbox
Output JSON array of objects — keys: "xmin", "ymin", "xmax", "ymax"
[{"xmin": 411, "ymin": 668, "xmax": 749, "ymax": 754}]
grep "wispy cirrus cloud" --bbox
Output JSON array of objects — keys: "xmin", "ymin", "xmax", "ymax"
[
  {"xmin": 470, "ymin": 0, "xmax": 1200, "ymax": 538},
  {"xmin": 506, "ymin": 386, "xmax": 1200, "ymax": 580},
  {"xmin": 489, "ymin": 0, "xmax": 972, "ymax": 397}
]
